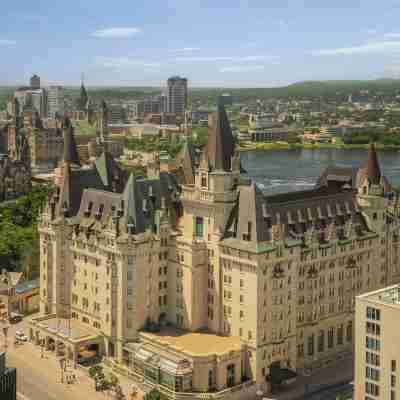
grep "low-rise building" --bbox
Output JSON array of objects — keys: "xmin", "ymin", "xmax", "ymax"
[{"xmin": 0, "ymin": 271, "xmax": 39, "ymax": 318}]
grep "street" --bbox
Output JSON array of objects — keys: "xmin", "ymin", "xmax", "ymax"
[
  {"xmin": 2, "ymin": 318, "xmax": 123, "ymax": 400},
  {"xmin": 1, "ymin": 317, "xmax": 353, "ymax": 400}
]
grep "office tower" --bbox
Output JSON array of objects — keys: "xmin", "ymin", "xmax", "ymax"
[
  {"xmin": 48, "ymin": 86, "xmax": 65, "ymax": 119},
  {"xmin": 30, "ymin": 74, "xmax": 40, "ymax": 90},
  {"xmin": 167, "ymin": 76, "xmax": 188, "ymax": 115},
  {"xmin": 0, "ymin": 352, "xmax": 17, "ymax": 400}
]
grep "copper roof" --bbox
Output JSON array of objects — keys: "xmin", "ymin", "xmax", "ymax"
[{"xmin": 366, "ymin": 143, "xmax": 381, "ymax": 185}]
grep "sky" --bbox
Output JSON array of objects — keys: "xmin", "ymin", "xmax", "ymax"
[{"xmin": 3, "ymin": 0, "xmax": 400, "ymax": 87}]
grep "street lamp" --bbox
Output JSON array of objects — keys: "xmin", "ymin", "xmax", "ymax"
[
  {"xmin": 58, "ymin": 357, "xmax": 66, "ymax": 383},
  {"xmin": 40, "ymin": 340, "xmax": 45, "ymax": 359}
]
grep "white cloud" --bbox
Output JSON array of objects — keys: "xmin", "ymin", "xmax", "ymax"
[
  {"xmin": 310, "ymin": 40, "xmax": 400, "ymax": 56},
  {"xmin": 92, "ymin": 27, "xmax": 142, "ymax": 38},
  {"xmin": 169, "ymin": 47, "xmax": 200, "ymax": 52},
  {"xmin": 95, "ymin": 56, "xmax": 160, "ymax": 69},
  {"xmin": 0, "ymin": 39, "xmax": 16, "ymax": 46},
  {"xmin": 173, "ymin": 55, "xmax": 277, "ymax": 63},
  {"xmin": 220, "ymin": 65, "xmax": 265, "ymax": 73}
]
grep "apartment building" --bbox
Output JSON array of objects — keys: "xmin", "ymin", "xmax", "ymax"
[
  {"xmin": 355, "ymin": 285, "xmax": 400, "ymax": 400},
  {"xmin": 30, "ymin": 103, "xmax": 400, "ymax": 398}
]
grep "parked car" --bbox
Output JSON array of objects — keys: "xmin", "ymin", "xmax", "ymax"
[
  {"xmin": 15, "ymin": 331, "xmax": 28, "ymax": 342},
  {"xmin": 9, "ymin": 313, "xmax": 23, "ymax": 324}
]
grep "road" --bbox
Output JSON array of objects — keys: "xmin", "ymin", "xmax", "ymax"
[{"xmin": 2, "ymin": 319, "xmax": 110, "ymax": 400}]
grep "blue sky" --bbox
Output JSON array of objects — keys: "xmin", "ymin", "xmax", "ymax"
[{"xmin": 2, "ymin": 0, "xmax": 400, "ymax": 87}]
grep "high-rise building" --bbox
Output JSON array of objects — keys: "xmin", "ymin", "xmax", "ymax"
[
  {"xmin": 14, "ymin": 88, "xmax": 47, "ymax": 119},
  {"xmin": 29, "ymin": 106, "xmax": 400, "ymax": 399},
  {"xmin": 30, "ymin": 74, "xmax": 40, "ymax": 90},
  {"xmin": 167, "ymin": 76, "xmax": 188, "ymax": 115},
  {"xmin": 355, "ymin": 286, "xmax": 400, "ymax": 400},
  {"xmin": 0, "ymin": 352, "xmax": 17, "ymax": 400},
  {"xmin": 48, "ymin": 86, "xmax": 65, "ymax": 119}
]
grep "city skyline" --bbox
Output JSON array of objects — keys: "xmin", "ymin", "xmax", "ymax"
[{"xmin": 3, "ymin": 1, "xmax": 400, "ymax": 87}]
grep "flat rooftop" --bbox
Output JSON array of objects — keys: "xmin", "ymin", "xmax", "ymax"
[
  {"xmin": 140, "ymin": 327, "xmax": 242, "ymax": 356},
  {"xmin": 36, "ymin": 317, "xmax": 98, "ymax": 341},
  {"xmin": 358, "ymin": 284, "xmax": 400, "ymax": 307}
]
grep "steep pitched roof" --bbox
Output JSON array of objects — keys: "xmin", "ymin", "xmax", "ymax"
[
  {"xmin": 207, "ymin": 105, "xmax": 235, "ymax": 171},
  {"xmin": 62, "ymin": 118, "xmax": 81, "ymax": 166},
  {"xmin": 122, "ymin": 174, "xmax": 147, "ymax": 233},
  {"xmin": 366, "ymin": 142, "xmax": 381, "ymax": 185},
  {"xmin": 56, "ymin": 166, "xmax": 105, "ymax": 217},
  {"xmin": 177, "ymin": 142, "xmax": 195, "ymax": 184},
  {"xmin": 94, "ymin": 151, "xmax": 126, "ymax": 191}
]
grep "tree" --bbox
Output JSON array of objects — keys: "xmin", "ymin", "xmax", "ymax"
[
  {"xmin": 144, "ymin": 389, "xmax": 166, "ymax": 400},
  {"xmin": 89, "ymin": 365, "xmax": 103, "ymax": 379}
]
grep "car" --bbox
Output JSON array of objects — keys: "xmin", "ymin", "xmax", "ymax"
[
  {"xmin": 9, "ymin": 313, "xmax": 23, "ymax": 324},
  {"xmin": 15, "ymin": 331, "xmax": 28, "ymax": 342},
  {"xmin": 9, "ymin": 315, "xmax": 22, "ymax": 324}
]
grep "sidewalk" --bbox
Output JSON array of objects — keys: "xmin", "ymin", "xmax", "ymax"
[{"xmin": 271, "ymin": 356, "xmax": 353, "ymax": 400}]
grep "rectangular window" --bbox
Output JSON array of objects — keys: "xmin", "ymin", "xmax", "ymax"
[
  {"xmin": 308, "ymin": 334, "xmax": 314, "ymax": 356},
  {"xmin": 366, "ymin": 306, "xmax": 381, "ymax": 321},
  {"xmin": 392, "ymin": 360, "xmax": 397, "ymax": 372},
  {"xmin": 195, "ymin": 217, "xmax": 204, "ymax": 238}
]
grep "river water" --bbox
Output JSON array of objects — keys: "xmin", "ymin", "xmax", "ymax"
[{"xmin": 241, "ymin": 148, "xmax": 400, "ymax": 195}]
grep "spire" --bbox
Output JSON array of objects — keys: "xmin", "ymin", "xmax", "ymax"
[
  {"xmin": 78, "ymin": 78, "xmax": 88, "ymax": 110},
  {"xmin": 62, "ymin": 117, "xmax": 81, "ymax": 167},
  {"xmin": 366, "ymin": 142, "xmax": 381, "ymax": 185},
  {"xmin": 207, "ymin": 104, "xmax": 235, "ymax": 171}
]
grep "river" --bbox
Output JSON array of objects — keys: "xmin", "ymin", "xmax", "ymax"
[{"xmin": 241, "ymin": 148, "xmax": 400, "ymax": 195}]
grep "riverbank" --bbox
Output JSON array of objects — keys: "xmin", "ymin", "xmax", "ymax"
[{"xmin": 239, "ymin": 141, "xmax": 400, "ymax": 152}]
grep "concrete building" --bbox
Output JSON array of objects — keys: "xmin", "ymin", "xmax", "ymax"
[
  {"xmin": 167, "ymin": 76, "xmax": 188, "ymax": 116},
  {"xmin": 109, "ymin": 104, "xmax": 127, "ymax": 124},
  {"xmin": 47, "ymin": 86, "xmax": 65, "ymax": 119},
  {"xmin": 14, "ymin": 88, "xmax": 48, "ymax": 119},
  {"xmin": 30, "ymin": 74, "xmax": 40, "ymax": 90},
  {"xmin": 30, "ymin": 104, "xmax": 400, "ymax": 398},
  {"xmin": 355, "ymin": 285, "xmax": 400, "ymax": 400},
  {"xmin": 0, "ymin": 352, "xmax": 16, "ymax": 400}
]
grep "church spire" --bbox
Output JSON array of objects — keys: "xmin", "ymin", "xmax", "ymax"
[
  {"xmin": 78, "ymin": 76, "xmax": 88, "ymax": 111},
  {"xmin": 366, "ymin": 142, "xmax": 381, "ymax": 185},
  {"xmin": 62, "ymin": 117, "xmax": 81, "ymax": 167},
  {"xmin": 207, "ymin": 104, "xmax": 235, "ymax": 172}
]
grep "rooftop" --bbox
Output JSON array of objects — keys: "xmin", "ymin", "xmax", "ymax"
[
  {"xmin": 140, "ymin": 327, "xmax": 242, "ymax": 356},
  {"xmin": 35, "ymin": 317, "xmax": 99, "ymax": 342},
  {"xmin": 358, "ymin": 284, "xmax": 400, "ymax": 307},
  {"xmin": 15, "ymin": 278, "xmax": 39, "ymax": 294}
]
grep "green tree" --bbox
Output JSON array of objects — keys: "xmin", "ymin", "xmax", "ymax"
[{"xmin": 144, "ymin": 389, "xmax": 166, "ymax": 400}]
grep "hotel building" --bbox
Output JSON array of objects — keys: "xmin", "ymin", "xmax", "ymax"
[{"xmin": 30, "ymin": 104, "xmax": 400, "ymax": 398}]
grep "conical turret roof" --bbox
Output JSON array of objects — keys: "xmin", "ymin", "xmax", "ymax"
[{"xmin": 207, "ymin": 104, "xmax": 235, "ymax": 172}]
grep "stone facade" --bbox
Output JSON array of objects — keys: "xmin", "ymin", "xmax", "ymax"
[
  {"xmin": 0, "ymin": 101, "xmax": 31, "ymax": 201},
  {"xmin": 34, "ymin": 104, "xmax": 400, "ymax": 396}
]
